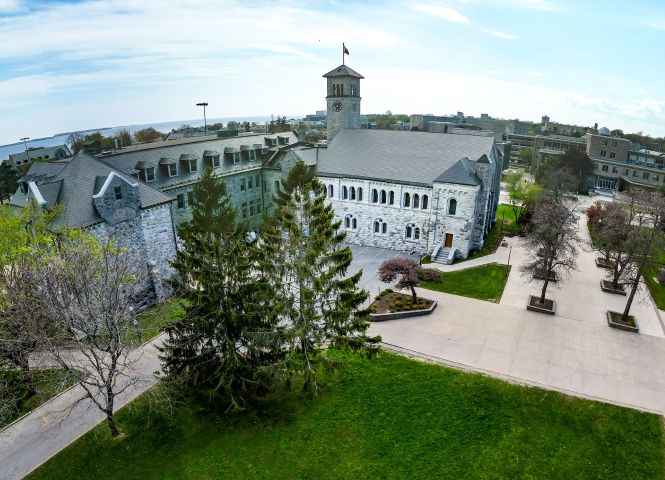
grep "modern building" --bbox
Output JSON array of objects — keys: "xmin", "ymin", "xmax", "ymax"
[
  {"xmin": 505, "ymin": 134, "xmax": 535, "ymax": 165},
  {"xmin": 9, "ymin": 144, "xmax": 71, "ymax": 170},
  {"xmin": 530, "ymin": 134, "xmax": 587, "ymax": 171}
]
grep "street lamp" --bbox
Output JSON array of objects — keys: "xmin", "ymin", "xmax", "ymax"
[
  {"xmin": 196, "ymin": 102, "xmax": 208, "ymax": 135},
  {"xmin": 20, "ymin": 137, "xmax": 30, "ymax": 163}
]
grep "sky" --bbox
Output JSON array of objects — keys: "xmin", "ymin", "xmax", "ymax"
[{"xmin": 0, "ymin": 0, "xmax": 665, "ymax": 145}]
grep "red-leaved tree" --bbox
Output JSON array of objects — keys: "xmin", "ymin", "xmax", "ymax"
[{"xmin": 378, "ymin": 258, "xmax": 421, "ymax": 303}]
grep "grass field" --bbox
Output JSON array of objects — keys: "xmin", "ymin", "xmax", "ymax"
[
  {"xmin": 459, "ymin": 204, "xmax": 523, "ymax": 263},
  {"xmin": 28, "ymin": 352, "xmax": 665, "ymax": 480},
  {"xmin": 131, "ymin": 297, "xmax": 185, "ymax": 342},
  {"xmin": 0, "ymin": 369, "xmax": 77, "ymax": 429},
  {"xmin": 420, "ymin": 263, "xmax": 511, "ymax": 303}
]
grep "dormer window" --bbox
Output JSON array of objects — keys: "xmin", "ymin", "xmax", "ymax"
[
  {"xmin": 145, "ymin": 167, "xmax": 155, "ymax": 182},
  {"xmin": 212, "ymin": 156, "xmax": 220, "ymax": 168},
  {"xmin": 233, "ymin": 152, "xmax": 241, "ymax": 164},
  {"xmin": 261, "ymin": 147, "xmax": 268, "ymax": 155},
  {"xmin": 188, "ymin": 160, "xmax": 197, "ymax": 173},
  {"xmin": 249, "ymin": 150, "xmax": 256, "ymax": 161},
  {"xmin": 168, "ymin": 163, "xmax": 178, "ymax": 177},
  {"xmin": 114, "ymin": 186, "xmax": 122, "ymax": 200},
  {"xmin": 271, "ymin": 138, "xmax": 277, "ymax": 146}
]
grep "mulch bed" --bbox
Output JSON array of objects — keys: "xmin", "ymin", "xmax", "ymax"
[
  {"xmin": 595, "ymin": 258, "xmax": 615, "ymax": 269},
  {"xmin": 370, "ymin": 292, "xmax": 433, "ymax": 314},
  {"xmin": 607, "ymin": 310, "xmax": 639, "ymax": 332},
  {"xmin": 600, "ymin": 280, "xmax": 626, "ymax": 296}
]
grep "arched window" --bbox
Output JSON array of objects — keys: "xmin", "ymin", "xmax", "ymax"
[
  {"xmin": 342, "ymin": 186, "xmax": 348, "ymax": 200},
  {"xmin": 389, "ymin": 191, "xmax": 395, "ymax": 205},
  {"xmin": 374, "ymin": 219, "xmax": 387, "ymax": 235},
  {"xmin": 405, "ymin": 224, "xmax": 413, "ymax": 239},
  {"xmin": 352, "ymin": 218, "xmax": 357, "ymax": 229},
  {"xmin": 275, "ymin": 180, "xmax": 281, "ymax": 193},
  {"xmin": 380, "ymin": 190, "xmax": 387, "ymax": 204},
  {"xmin": 404, "ymin": 192, "xmax": 410, "ymax": 207},
  {"xmin": 414, "ymin": 227, "xmax": 421, "ymax": 240},
  {"xmin": 372, "ymin": 189, "xmax": 378, "ymax": 203},
  {"xmin": 358, "ymin": 187, "xmax": 363, "ymax": 201},
  {"xmin": 422, "ymin": 195, "xmax": 429, "ymax": 209},
  {"xmin": 350, "ymin": 186, "xmax": 356, "ymax": 200},
  {"xmin": 406, "ymin": 223, "xmax": 419, "ymax": 240},
  {"xmin": 344, "ymin": 214, "xmax": 357, "ymax": 230},
  {"xmin": 328, "ymin": 184, "xmax": 334, "ymax": 198},
  {"xmin": 345, "ymin": 215, "xmax": 350, "ymax": 229},
  {"xmin": 449, "ymin": 198, "xmax": 457, "ymax": 215},
  {"xmin": 413, "ymin": 194, "xmax": 420, "ymax": 209}
]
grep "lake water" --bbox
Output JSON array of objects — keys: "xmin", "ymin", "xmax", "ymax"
[{"xmin": 0, "ymin": 115, "xmax": 285, "ymax": 161}]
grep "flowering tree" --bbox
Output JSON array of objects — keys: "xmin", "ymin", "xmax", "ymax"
[{"xmin": 378, "ymin": 258, "xmax": 421, "ymax": 303}]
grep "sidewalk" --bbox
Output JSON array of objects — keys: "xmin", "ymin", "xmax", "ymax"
[{"xmin": 0, "ymin": 335, "xmax": 165, "ymax": 480}]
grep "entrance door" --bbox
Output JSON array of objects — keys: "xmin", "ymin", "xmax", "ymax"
[{"xmin": 445, "ymin": 233, "xmax": 453, "ymax": 248}]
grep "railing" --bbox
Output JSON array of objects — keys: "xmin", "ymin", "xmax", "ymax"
[
  {"xmin": 447, "ymin": 248, "xmax": 457, "ymax": 264},
  {"xmin": 431, "ymin": 244, "xmax": 442, "ymax": 260}
]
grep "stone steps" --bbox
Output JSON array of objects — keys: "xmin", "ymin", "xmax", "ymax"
[{"xmin": 434, "ymin": 247, "xmax": 451, "ymax": 265}]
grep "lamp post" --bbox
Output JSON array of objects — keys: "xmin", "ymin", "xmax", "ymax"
[
  {"xmin": 196, "ymin": 102, "xmax": 208, "ymax": 135},
  {"xmin": 20, "ymin": 137, "xmax": 30, "ymax": 163}
]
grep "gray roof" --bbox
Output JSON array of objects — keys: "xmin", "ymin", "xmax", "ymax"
[
  {"xmin": 323, "ymin": 64, "xmax": 364, "ymax": 79},
  {"xmin": 98, "ymin": 132, "xmax": 298, "ymax": 191},
  {"xmin": 311, "ymin": 129, "xmax": 494, "ymax": 187},
  {"xmin": 9, "ymin": 145, "xmax": 71, "ymax": 162},
  {"xmin": 10, "ymin": 153, "xmax": 172, "ymax": 228}
]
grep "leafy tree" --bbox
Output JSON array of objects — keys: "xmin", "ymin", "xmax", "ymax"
[
  {"xmin": 0, "ymin": 162, "xmax": 18, "ymax": 204},
  {"xmin": 517, "ymin": 147, "xmax": 533, "ymax": 165},
  {"xmin": 269, "ymin": 116, "xmax": 289, "ymax": 134},
  {"xmin": 160, "ymin": 168, "xmax": 275, "ymax": 407},
  {"xmin": 66, "ymin": 131, "xmax": 86, "ymax": 155},
  {"xmin": 378, "ymin": 258, "xmax": 422, "ymax": 303},
  {"xmin": 535, "ymin": 156, "xmax": 577, "ymax": 202},
  {"xmin": 134, "ymin": 128, "xmax": 164, "ymax": 143},
  {"xmin": 116, "ymin": 129, "xmax": 133, "ymax": 147},
  {"xmin": 261, "ymin": 161, "xmax": 379, "ymax": 393},
  {"xmin": 559, "ymin": 149, "xmax": 593, "ymax": 192},
  {"xmin": 521, "ymin": 202, "xmax": 580, "ymax": 305}
]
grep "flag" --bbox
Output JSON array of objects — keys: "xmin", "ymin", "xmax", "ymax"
[{"xmin": 343, "ymin": 45, "xmax": 349, "ymax": 55}]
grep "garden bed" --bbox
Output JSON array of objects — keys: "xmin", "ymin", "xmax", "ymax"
[
  {"xmin": 369, "ymin": 291, "xmax": 436, "ymax": 321},
  {"xmin": 606, "ymin": 310, "xmax": 639, "ymax": 333},
  {"xmin": 526, "ymin": 295, "xmax": 555, "ymax": 315},
  {"xmin": 595, "ymin": 257, "xmax": 615, "ymax": 269},
  {"xmin": 600, "ymin": 280, "xmax": 626, "ymax": 296}
]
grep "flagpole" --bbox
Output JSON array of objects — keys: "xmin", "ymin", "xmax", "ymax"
[{"xmin": 342, "ymin": 43, "xmax": 345, "ymax": 65}]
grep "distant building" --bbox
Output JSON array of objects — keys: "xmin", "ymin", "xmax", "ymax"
[
  {"xmin": 505, "ymin": 134, "xmax": 535, "ymax": 165},
  {"xmin": 9, "ymin": 144, "xmax": 71, "ymax": 170},
  {"xmin": 531, "ymin": 134, "xmax": 587, "ymax": 171}
]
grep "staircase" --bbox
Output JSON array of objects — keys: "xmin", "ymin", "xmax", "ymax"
[{"xmin": 433, "ymin": 247, "xmax": 452, "ymax": 265}]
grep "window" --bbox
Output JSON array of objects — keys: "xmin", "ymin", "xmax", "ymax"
[
  {"xmin": 255, "ymin": 175, "xmax": 260, "ymax": 188},
  {"xmin": 250, "ymin": 205, "xmax": 256, "ymax": 216},
  {"xmin": 242, "ymin": 202, "xmax": 248, "ymax": 219},
  {"xmin": 241, "ymin": 178, "xmax": 247, "ymax": 191},
  {"xmin": 248, "ymin": 177, "xmax": 254, "ymax": 189},
  {"xmin": 610, "ymin": 152, "xmax": 616, "ymax": 159},
  {"xmin": 233, "ymin": 152, "xmax": 241, "ymax": 164},
  {"xmin": 113, "ymin": 186, "xmax": 122, "ymax": 200},
  {"xmin": 350, "ymin": 186, "xmax": 356, "ymax": 200},
  {"xmin": 380, "ymin": 190, "xmax": 387, "ymax": 204},
  {"xmin": 389, "ymin": 191, "xmax": 394, "ymax": 205},
  {"xmin": 612, "ymin": 167, "xmax": 618, "ymax": 173},
  {"xmin": 188, "ymin": 160, "xmax": 197, "ymax": 173},
  {"xmin": 358, "ymin": 187, "xmax": 363, "ymax": 201},
  {"xmin": 212, "ymin": 156, "xmax": 221, "ymax": 168},
  {"xmin": 374, "ymin": 219, "xmax": 387, "ymax": 234},
  {"xmin": 613, "ymin": 141, "xmax": 618, "ymax": 147},
  {"xmin": 261, "ymin": 147, "xmax": 269, "ymax": 155},
  {"xmin": 655, "ymin": 175, "xmax": 660, "ymax": 182},
  {"xmin": 422, "ymin": 195, "xmax": 429, "ymax": 209},
  {"xmin": 187, "ymin": 191, "xmax": 194, "ymax": 206},
  {"xmin": 140, "ymin": 167, "xmax": 155, "ymax": 182},
  {"xmin": 344, "ymin": 214, "xmax": 357, "ymax": 230},
  {"xmin": 168, "ymin": 163, "xmax": 178, "ymax": 177},
  {"xmin": 413, "ymin": 194, "xmax": 420, "ymax": 209},
  {"xmin": 372, "ymin": 189, "xmax": 378, "ymax": 203},
  {"xmin": 328, "ymin": 184, "xmax": 334, "ymax": 198},
  {"xmin": 633, "ymin": 170, "xmax": 639, "ymax": 177},
  {"xmin": 414, "ymin": 227, "xmax": 420, "ymax": 240},
  {"xmin": 643, "ymin": 172, "xmax": 650, "ymax": 180},
  {"xmin": 352, "ymin": 217, "xmax": 357, "ymax": 229},
  {"xmin": 275, "ymin": 180, "xmax": 280, "ymax": 193},
  {"xmin": 601, "ymin": 165, "xmax": 608, "ymax": 172},
  {"xmin": 593, "ymin": 163, "xmax": 598, "ymax": 170},
  {"xmin": 600, "ymin": 150, "xmax": 607, "ymax": 157},
  {"xmin": 177, "ymin": 193, "xmax": 185, "ymax": 209},
  {"xmin": 448, "ymin": 199, "xmax": 457, "ymax": 215},
  {"xmin": 624, "ymin": 168, "xmax": 629, "ymax": 175},
  {"xmin": 404, "ymin": 192, "xmax": 410, "ymax": 207},
  {"xmin": 342, "ymin": 186, "xmax": 348, "ymax": 200},
  {"xmin": 405, "ymin": 223, "xmax": 419, "ymax": 240},
  {"xmin": 249, "ymin": 150, "xmax": 256, "ymax": 161}
]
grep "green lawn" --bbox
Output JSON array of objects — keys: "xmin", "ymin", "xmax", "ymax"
[
  {"xmin": 420, "ymin": 263, "xmax": 511, "ymax": 303},
  {"xmin": 29, "ymin": 352, "xmax": 665, "ymax": 480},
  {"xmin": 1, "ymin": 369, "xmax": 77, "ymax": 429},
  {"xmin": 645, "ymin": 251, "xmax": 665, "ymax": 310},
  {"xmin": 458, "ymin": 204, "xmax": 523, "ymax": 263},
  {"xmin": 130, "ymin": 297, "xmax": 185, "ymax": 342}
]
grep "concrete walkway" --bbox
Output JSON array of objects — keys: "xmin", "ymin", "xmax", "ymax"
[
  {"xmin": 0, "ymin": 335, "xmax": 164, "ymax": 480},
  {"xmin": 370, "ymin": 287, "xmax": 665, "ymax": 415}
]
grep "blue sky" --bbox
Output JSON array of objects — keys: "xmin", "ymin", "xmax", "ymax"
[{"xmin": 0, "ymin": 0, "xmax": 664, "ymax": 145}]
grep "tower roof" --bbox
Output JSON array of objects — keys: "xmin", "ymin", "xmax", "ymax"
[{"xmin": 323, "ymin": 64, "xmax": 364, "ymax": 79}]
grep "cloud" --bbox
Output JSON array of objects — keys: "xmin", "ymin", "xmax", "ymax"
[
  {"xmin": 457, "ymin": 0, "xmax": 559, "ymax": 11},
  {"xmin": 412, "ymin": 3, "xmax": 470, "ymax": 24},
  {"xmin": 525, "ymin": 71, "xmax": 545, "ymax": 77},
  {"xmin": 647, "ymin": 20, "xmax": 665, "ymax": 30},
  {"xmin": 0, "ymin": 0, "xmax": 22, "ymax": 13},
  {"xmin": 481, "ymin": 29, "xmax": 517, "ymax": 40}
]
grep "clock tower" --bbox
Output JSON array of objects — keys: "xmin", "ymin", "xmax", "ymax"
[{"xmin": 323, "ymin": 64, "xmax": 363, "ymax": 140}]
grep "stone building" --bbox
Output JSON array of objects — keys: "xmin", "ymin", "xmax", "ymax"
[
  {"xmin": 295, "ymin": 63, "xmax": 503, "ymax": 263},
  {"xmin": 10, "ymin": 152, "xmax": 176, "ymax": 304},
  {"xmin": 9, "ymin": 144, "xmax": 71, "ymax": 171}
]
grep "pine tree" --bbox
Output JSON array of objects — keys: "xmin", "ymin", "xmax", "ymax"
[
  {"xmin": 261, "ymin": 161, "xmax": 379, "ymax": 393},
  {"xmin": 160, "ymin": 168, "xmax": 277, "ymax": 407}
]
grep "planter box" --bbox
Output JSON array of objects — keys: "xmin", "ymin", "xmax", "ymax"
[
  {"xmin": 600, "ymin": 280, "xmax": 626, "ymax": 296},
  {"xmin": 606, "ymin": 310, "xmax": 639, "ymax": 333},
  {"xmin": 595, "ymin": 258, "xmax": 615, "ymax": 269},
  {"xmin": 533, "ymin": 270, "xmax": 557, "ymax": 282},
  {"xmin": 526, "ymin": 295, "xmax": 555, "ymax": 315},
  {"xmin": 369, "ymin": 301, "xmax": 437, "ymax": 322}
]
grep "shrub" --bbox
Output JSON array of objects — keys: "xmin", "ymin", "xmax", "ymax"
[
  {"xmin": 417, "ymin": 268, "xmax": 442, "ymax": 283},
  {"xmin": 381, "ymin": 288, "xmax": 393, "ymax": 295}
]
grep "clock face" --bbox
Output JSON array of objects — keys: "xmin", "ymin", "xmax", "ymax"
[
  {"xmin": 353, "ymin": 103, "xmax": 358, "ymax": 111},
  {"xmin": 332, "ymin": 100, "xmax": 343, "ymax": 112}
]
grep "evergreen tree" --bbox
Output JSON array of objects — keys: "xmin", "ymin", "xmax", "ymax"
[
  {"xmin": 261, "ymin": 162, "xmax": 379, "ymax": 394},
  {"xmin": 0, "ymin": 162, "xmax": 18, "ymax": 204},
  {"xmin": 160, "ymin": 168, "xmax": 277, "ymax": 407}
]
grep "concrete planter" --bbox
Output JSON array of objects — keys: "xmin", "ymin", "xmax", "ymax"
[
  {"xmin": 526, "ymin": 295, "xmax": 555, "ymax": 315},
  {"xmin": 606, "ymin": 310, "xmax": 639, "ymax": 333},
  {"xmin": 600, "ymin": 280, "xmax": 626, "ymax": 296},
  {"xmin": 595, "ymin": 258, "xmax": 615, "ymax": 269},
  {"xmin": 369, "ymin": 301, "xmax": 437, "ymax": 322}
]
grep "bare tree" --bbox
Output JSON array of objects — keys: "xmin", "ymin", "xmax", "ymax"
[
  {"xmin": 521, "ymin": 202, "xmax": 580, "ymax": 305},
  {"xmin": 378, "ymin": 258, "xmax": 422, "ymax": 304},
  {"xmin": 617, "ymin": 189, "xmax": 665, "ymax": 322},
  {"xmin": 28, "ymin": 236, "xmax": 146, "ymax": 437}
]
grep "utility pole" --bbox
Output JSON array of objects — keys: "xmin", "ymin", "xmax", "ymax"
[
  {"xmin": 196, "ymin": 102, "xmax": 208, "ymax": 135},
  {"xmin": 20, "ymin": 137, "xmax": 30, "ymax": 163}
]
